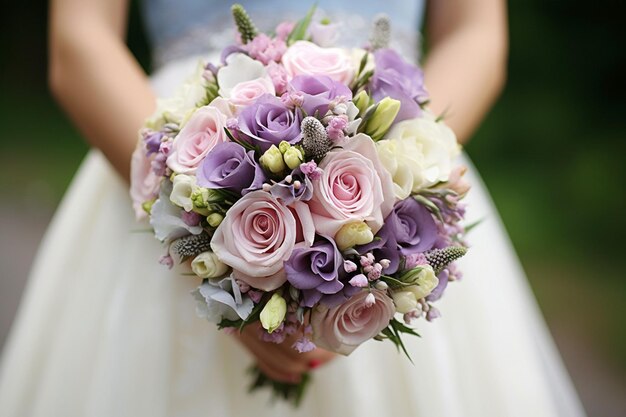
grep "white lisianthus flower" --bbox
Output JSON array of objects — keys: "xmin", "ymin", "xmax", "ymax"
[
  {"xmin": 218, "ymin": 53, "xmax": 269, "ymax": 99},
  {"xmin": 402, "ymin": 265, "xmax": 439, "ymax": 300},
  {"xmin": 384, "ymin": 112, "xmax": 460, "ymax": 191},
  {"xmin": 192, "ymin": 277, "xmax": 254, "ymax": 323},
  {"xmin": 191, "ymin": 251, "xmax": 230, "ymax": 279},
  {"xmin": 170, "ymin": 174, "xmax": 198, "ymax": 212}
]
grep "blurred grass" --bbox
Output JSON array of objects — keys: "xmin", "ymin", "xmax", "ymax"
[{"xmin": 0, "ymin": 0, "xmax": 624, "ymax": 374}]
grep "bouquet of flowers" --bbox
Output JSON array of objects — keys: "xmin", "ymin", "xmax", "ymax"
[{"xmin": 131, "ymin": 4, "xmax": 470, "ymax": 405}]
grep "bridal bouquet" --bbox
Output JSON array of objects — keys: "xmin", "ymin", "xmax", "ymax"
[{"xmin": 131, "ymin": 4, "xmax": 470, "ymax": 404}]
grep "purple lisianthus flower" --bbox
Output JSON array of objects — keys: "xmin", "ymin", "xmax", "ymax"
[
  {"xmin": 388, "ymin": 198, "xmax": 437, "ymax": 255},
  {"xmin": 285, "ymin": 235, "xmax": 345, "ymax": 307},
  {"xmin": 268, "ymin": 167, "xmax": 313, "ymax": 204},
  {"xmin": 143, "ymin": 130, "xmax": 165, "ymax": 155},
  {"xmin": 196, "ymin": 142, "xmax": 266, "ymax": 195},
  {"xmin": 289, "ymin": 75, "xmax": 352, "ymax": 116},
  {"xmin": 238, "ymin": 94, "xmax": 302, "ymax": 151},
  {"xmin": 370, "ymin": 49, "xmax": 429, "ymax": 122}
]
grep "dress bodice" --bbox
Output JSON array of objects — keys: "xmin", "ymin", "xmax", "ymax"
[{"xmin": 140, "ymin": 0, "xmax": 426, "ymax": 67}]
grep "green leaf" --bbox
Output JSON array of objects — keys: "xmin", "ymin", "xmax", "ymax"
[
  {"xmin": 287, "ymin": 4, "xmax": 317, "ymax": 45},
  {"xmin": 413, "ymin": 195, "xmax": 444, "ymax": 224}
]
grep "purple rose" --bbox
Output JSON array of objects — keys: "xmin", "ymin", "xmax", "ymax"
[
  {"xmin": 357, "ymin": 198, "xmax": 437, "ymax": 274},
  {"xmin": 238, "ymin": 94, "xmax": 302, "ymax": 151},
  {"xmin": 388, "ymin": 197, "xmax": 437, "ymax": 255},
  {"xmin": 370, "ymin": 49, "xmax": 428, "ymax": 122},
  {"xmin": 285, "ymin": 236, "xmax": 345, "ymax": 307},
  {"xmin": 289, "ymin": 75, "xmax": 352, "ymax": 116},
  {"xmin": 196, "ymin": 142, "xmax": 266, "ymax": 195}
]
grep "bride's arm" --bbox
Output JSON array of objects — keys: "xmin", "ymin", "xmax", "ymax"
[
  {"xmin": 49, "ymin": 0, "xmax": 155, "ymax": 180},
  {"xmin": 423, "ymin": 0, "xmax": 508, "ymax": 144}
]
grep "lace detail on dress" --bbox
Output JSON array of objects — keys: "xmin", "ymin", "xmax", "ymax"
[{"xmin": 153, "ymin": 11, "xmax": 422, "ymax": 68}]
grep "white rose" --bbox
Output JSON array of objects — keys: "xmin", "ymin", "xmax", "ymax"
[
  {"xmin": 191, "ymin": 251, "xmax": 230, "ymax": 279},
  {"xmin": 376, "ymin": 138, "xmax": 424, "ymax": 200},
  {"xmin": 384, "ymin": 112, "xmax": 460, "ymax": 191},
  {"xmin": 169, "ymin": 174, "xmax": 198, "ymax": 212},
  {"xmin": 148, "ymin": 61, "xmax": 208, "ymax": 129},
  {"xmin": 218, "ymin": 53, "xmax": 269, "ymax": 99}
]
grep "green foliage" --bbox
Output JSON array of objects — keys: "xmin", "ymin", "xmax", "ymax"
[
  {"xmin": 380, "ymin": 318, "xmax": 420, "ymax": 362},
  {"xmin": 287, "ymin": 4, "xmax": 317, "ymax": 45},
  {"xmin": 248, "ymin": 366, "xmax": 311, "ymax": 407}
]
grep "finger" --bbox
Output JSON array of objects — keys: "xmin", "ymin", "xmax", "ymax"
[
  {"xmin": 255, "ymin": 355, "xmax": 301, "ymax": 384},
  {"xmin": 238, "ymin": 330, "xmax": 310, "ymax": 375}
]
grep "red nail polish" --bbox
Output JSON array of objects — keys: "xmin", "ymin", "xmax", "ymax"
[{"xmin": 308, "ymin": 359, "xmax": 322, "ymax": 369}]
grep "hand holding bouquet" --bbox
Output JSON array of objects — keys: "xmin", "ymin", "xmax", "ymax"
[{"xmin": 131, "ymin": 4, "xmax": 470, "ymax": 405}]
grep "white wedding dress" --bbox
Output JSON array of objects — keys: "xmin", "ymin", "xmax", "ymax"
[{"xmin": 0, "ymin": 1, "xmax": 586, "ymax": 416}]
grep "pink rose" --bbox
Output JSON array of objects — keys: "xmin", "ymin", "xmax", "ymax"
[
  {"xmin": 281, "ymin": 41, "xmax": 354, "ymax": 84},
  {"xmin": 309, "ymin": 134, "xmax": 395, "ymax": 237},
  {"xmin": 130, "ymin": 145, "xmax": 161, "ymax": 220},
  {"xmin": 311, "ymin": 289, "xmax": 395, "ymax": 355},
  {"xmin": 211, "ymin": 191, "xmax": 314, "ymax": 291},
  {"xmin": 228, "ymin": 77, "xmax": 276, "ymax": 107},
  {"xmin": 166, "ymin": 100, "xmax": 230, "ymax": 174}
]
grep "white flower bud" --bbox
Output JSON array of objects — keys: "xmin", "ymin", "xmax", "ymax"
[
  {"xmin": 170, "ymin": 174, "xmax": 197, "ymax": 212},
  {"xmin": 335, "ymin": 221, "xmax": 374, "ymax": 250},
  {"xmin": 392, "ymin": 290, "xmax": 419, "ymax": 314},
  {"xmin": 191, "ymin": 251, "xmax": 229, "ymax": 279}
]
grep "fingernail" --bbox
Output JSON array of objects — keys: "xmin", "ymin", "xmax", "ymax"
[{"xmin": 308, "ymin": 359, "xmax": 322, "ymax": 369}]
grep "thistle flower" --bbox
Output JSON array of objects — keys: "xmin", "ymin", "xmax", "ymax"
[
  {"xmin": 424, "ymin": 246, "xmax": 468, "ymax": 274},
  {"xmin": 231, "ymin": 4, "xmax": 258, "ymax": 44},
  {"xmin": 301, "ymin": 116, "xmax": 332, "ymax": 161},
  {"xmin": 169, "ymin": 233, "xmax": 212, "ymax": 258},
  {"xmin": 370, "ymin": 14, "xmax": 391, "ymax": 50}
]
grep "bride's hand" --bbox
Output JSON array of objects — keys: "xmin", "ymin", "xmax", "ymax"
[{"xmin": 233, "ymin": 323, "xmax": 336, "ymax": 384}]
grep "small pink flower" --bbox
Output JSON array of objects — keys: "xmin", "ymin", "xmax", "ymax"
[
  {"xmin": 293, "ymin": 336, "xmax": 316, "ymax": 353},
  {"xmin": 181, "ymin": 210, "xmax": 202, "ymax": 227},
  {"xmin": 364, "ymin": 293, "xmax": 376, "ymax": 307},
  {"xmin": 405, "ymin": 252, "xmax": 428, "ymax": 270},
  {"xmin": 275, "ymin": 21, "xmax": 295, "ymax": 41},
  {"xmin": 343, "ymin": 260, "xmax": 357, "ymax": 273},
  {"xmin": 267, "ymin": 62, "xmax": 289, "ymax": 95},
  {"xmin": 159, "ymin": 254, "xmax": 174, "ymax": 269},
  {"xmin": 244, "ymin": 33, "xmax": 287, "ymax": 65},
  {"xmin": 300, "ymin": 161, "xmax": 322, "ymax": 180},
  {"xmin": 367, "ymin": 263, "xmax": 382, "ymax": 280},
  {"xmin": 348, "ymin": 274, "xmax": 368, "ymax": 288}
]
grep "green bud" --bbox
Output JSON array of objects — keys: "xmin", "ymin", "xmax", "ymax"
[
  {"xmin": 364, "ymin": 97, "xmax": 401, "ymax": 141},
  {"xmin": 278, "ymin": 140, "xmax": 291, "ymax": 154},
  {"xmin": 142, "ymin": 199, "xmax": 156, "ymax": 215},
  {"xmin": 260, "ymin": 293, "xmax": 287, "ymax": 333},
  {"xmin": 283, "ymin": 146, "xmax": 304, "ymax": 170},
  {"xmin": 207, "ymin": 212, "xmax": 224, "ymax": 228},
  {"xmin": 353, "ymin": 90, "xmax": 373, "ymax": 116},
  {"xmin": 259, "ymin": 145, "xmax": 286, "ymax": 174}
]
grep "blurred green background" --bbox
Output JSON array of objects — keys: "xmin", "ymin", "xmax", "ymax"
[{"xmin": 0, "ymin": 1, "xmax": 624, "ymax": 415}]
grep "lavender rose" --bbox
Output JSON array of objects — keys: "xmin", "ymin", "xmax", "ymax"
[
  {"xmin": 237, "ymin": 94, "xmax": 302, "ymax": 151},
  {"xmin": 358, "ymin": 198, "xmax": 437, "ymax": 274},
  {"xmin": 285, "ymin": 235, "xmax": 344, "ymax": 307},
  {"xmin": 387, "ymin": 197, "xmax": 437, "ymax": 255},
  {"xmin": 196, "ymin": 142, "xmax": 266, "ymax": 195},
  {"xmin": 311, "ymin": 289, "xmax": 395, "ymax": 355},
  {"xmin": 370, "ymin": 49, "xmax": 428, "ymax": 122},
  {"xmin": 289, "ymin": 75, "xmax": 352, "ymax": 116}
]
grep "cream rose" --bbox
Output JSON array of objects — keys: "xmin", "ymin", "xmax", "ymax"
[
  {"xmin": 166, "ymin": 99, "xmax": 230, "ymax": 174},
  {"xmin": 281, "ymin": 41, "xmax": 355, "ymax": 84},
  {"xmin": 210, "ymin": 191, "xmax": 314, "ymax": 291},
  {"xmin": 311, "ymin": 289, "xmax": 396, "ymax": 355},
  {"xmin": 384, "ymin": 112, "xmax": 460, "ymax": 190}
]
